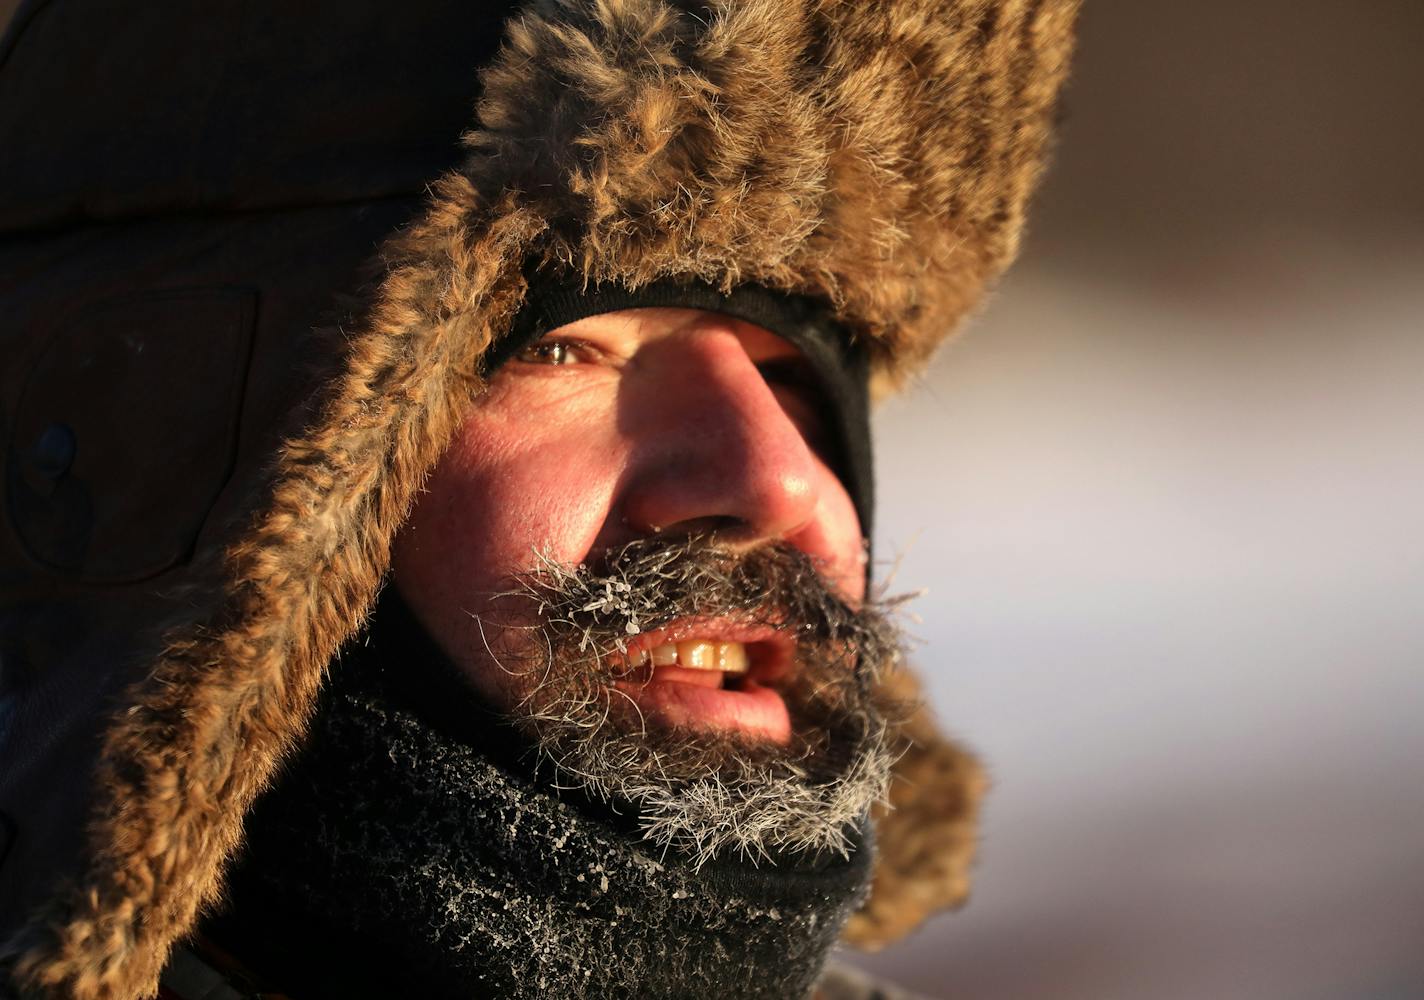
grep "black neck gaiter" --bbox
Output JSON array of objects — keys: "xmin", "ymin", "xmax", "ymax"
[{"xmin": 203, "ymin": 612, "xmax": 873, "ymax": 999}]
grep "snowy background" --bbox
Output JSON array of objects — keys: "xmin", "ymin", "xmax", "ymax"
[{"xmin": 852, "ymin": 2, "xmax": 1424, "ymax": 997}]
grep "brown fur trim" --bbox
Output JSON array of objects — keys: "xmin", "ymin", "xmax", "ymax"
[
  {"xmin": 4, "ymin": 2, "xmax": 1074, "ymax": 995},
  {"xmin": 3, "ymin": 181, "xmax": 545, "ymax": 999},
  {"xmin": 473, "ymin": 0, "xmax": 1079, "ymax": 386},
  {"xmin": 845, "ymin": 666, "xmax": 988, "ymax": 950}
]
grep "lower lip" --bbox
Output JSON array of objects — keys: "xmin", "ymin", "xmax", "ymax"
[{"xmin": 613, "ymin": 667, "xmax": 792, "ymax": 744}]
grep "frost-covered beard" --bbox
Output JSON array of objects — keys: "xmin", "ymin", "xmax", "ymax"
[
  {"xmin": 475, "ymin": 537, "xmax": 901, "ymax": 866},
  {"xmin": 202, "ymin": 540, "xmax": 898, "ymax": 997}
]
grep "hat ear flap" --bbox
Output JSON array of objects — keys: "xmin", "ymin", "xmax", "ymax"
[{"xmin": 843, "ymin": 665, "xmax": 988, "ymax": 949}]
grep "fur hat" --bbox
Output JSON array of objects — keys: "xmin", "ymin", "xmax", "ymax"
[{"xmin": 0, "ymin": 1, "xmax": 1078, "ymax": 996}]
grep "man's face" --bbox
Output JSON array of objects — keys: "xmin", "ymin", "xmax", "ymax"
[
  {"xmin": 392, "ymin": 307, "xmax": 867, "ymax": 739},
  {"xmin": 390, "ymin": 307, "xmax": 892, "ymax": 862}
]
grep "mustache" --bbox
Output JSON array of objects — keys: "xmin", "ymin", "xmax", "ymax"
[
  {"xmin": 467, "ymin": 535, "xmax": 906, "ymax": 867},
  {"xmin": 488, "ymin": 534, "xmax": 898, "ymax": 687}
]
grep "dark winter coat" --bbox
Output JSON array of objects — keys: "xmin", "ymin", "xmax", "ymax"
[{"xmin": 0, "ymin": 1, "xmax": 1077, "ymax": 996}]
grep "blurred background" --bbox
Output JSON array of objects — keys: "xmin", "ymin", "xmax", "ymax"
[{"xmin": 851, "ymin": 1, "xmax": 1424, "ymax": 997}]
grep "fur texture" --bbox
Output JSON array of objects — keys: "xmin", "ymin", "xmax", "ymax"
[
  {"xmin": 842, "ymin": 664, "xmax": 988, "ymax": 949},
  {"xmin": 3, "ymin": 1, "xmax": 1076, "ymax": 996}
]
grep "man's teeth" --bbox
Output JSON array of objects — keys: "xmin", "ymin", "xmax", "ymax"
[{"xmin": 630, "ymin": 640, "xmax": 750, "ymax": 674}]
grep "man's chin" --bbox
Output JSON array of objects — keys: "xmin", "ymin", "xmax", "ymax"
[
  {"xmin": 613, "ymin": 671, "xmax": 793, "ymax": 744},
  {"xmin": 513, "ymin": 677, "xmax": 893, "ymax": 868}
]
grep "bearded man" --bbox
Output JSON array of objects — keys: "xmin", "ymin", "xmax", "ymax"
[{"xmin": 0, "ymin": 1, "xmax": 1077, "ymax": 997}]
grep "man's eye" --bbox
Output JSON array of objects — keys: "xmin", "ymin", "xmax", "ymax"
[{"xmin": 515, "ymin": 339, "xmax": 588, "ymax": 366}]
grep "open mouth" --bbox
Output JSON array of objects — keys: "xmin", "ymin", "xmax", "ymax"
[{"xmin": 610, "ymin": 623, "xmax": 796, "ymax": 743}]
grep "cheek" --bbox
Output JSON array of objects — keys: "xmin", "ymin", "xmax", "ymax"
[
  {"xmin": 430, "ymin": 439, "xmax": 612, "ymax": 570},
  {"xmin": 391, "ymin": 394, "xmax": 626, "ymax": 644}
]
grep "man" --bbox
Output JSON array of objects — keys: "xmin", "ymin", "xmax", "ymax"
[{"xmin": 0, "ymin": 1, "xmax": 1077, "ymax": 997}]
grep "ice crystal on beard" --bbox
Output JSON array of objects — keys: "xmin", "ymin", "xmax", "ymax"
[{"xmin": 479, "ymin": 537, "xmax": 910, "ymax": 869}]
